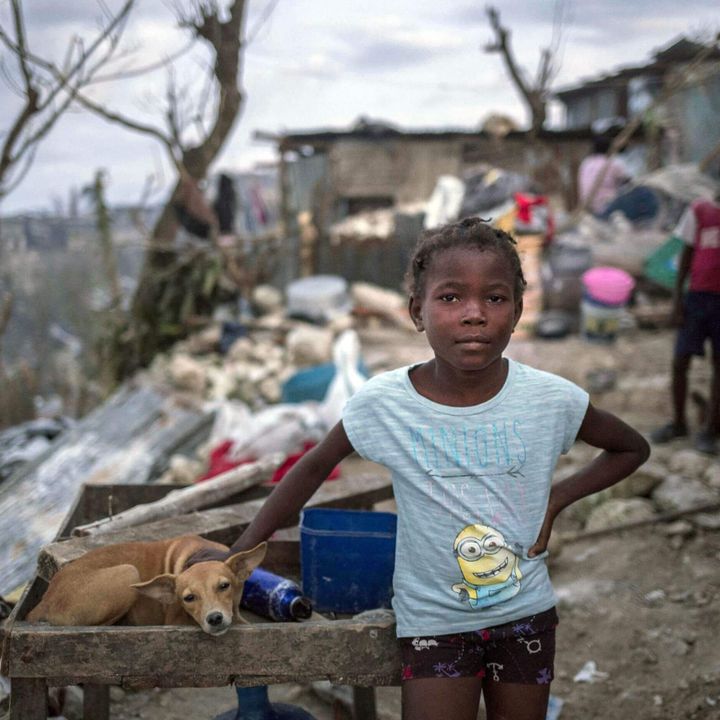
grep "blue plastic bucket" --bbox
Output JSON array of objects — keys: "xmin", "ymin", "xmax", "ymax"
[{"xmin": 300, "ymin": 508, "xmax": 397, "ymax": 614}]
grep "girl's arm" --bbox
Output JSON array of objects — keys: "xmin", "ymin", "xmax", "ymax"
[
  {"xmin": 186, "ymin": 421, "xmax": 355, "ymax": 565},
  {"xmin": 529, "ymin": 403, "xmax": 650, "ymax": 557}
]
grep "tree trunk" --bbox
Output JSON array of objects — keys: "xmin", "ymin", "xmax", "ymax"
[{"xmin": 112, "ymin": 1, "xmax": 247, "ymax": 381}]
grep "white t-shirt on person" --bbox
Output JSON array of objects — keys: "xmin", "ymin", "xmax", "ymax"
[{"xmin": 342, "ymin": 359, "xmax": 589, "ymax": 638}]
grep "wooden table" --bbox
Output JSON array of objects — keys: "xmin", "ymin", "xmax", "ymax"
[{"xmin": 1, "ymin": 478, "xmax": 401, "ymax": 719}]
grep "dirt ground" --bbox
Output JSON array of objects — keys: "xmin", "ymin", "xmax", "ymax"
[{"xmin": 58, "ymin": 325, "xmax": 720, "ymax": 719}]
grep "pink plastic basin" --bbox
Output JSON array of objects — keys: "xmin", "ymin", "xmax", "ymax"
[{"xmin": 582, "ymin": 266, "xmax": 635, "ymax": 307}]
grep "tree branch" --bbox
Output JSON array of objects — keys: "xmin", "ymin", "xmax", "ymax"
[
  {"xmin": 73, "ymin": 90, "xmax": 179, "ymax": 164},
  {"xmin": 0, "ymin": 0, "xmax": 136, "ymax": 198},
  {"xmin": 484, "ymin": 4, "xmax": 553, "ymax": 134},
  {"xmin": 10, "ymin": 0, "xmax": 34, "ymax": 92}
]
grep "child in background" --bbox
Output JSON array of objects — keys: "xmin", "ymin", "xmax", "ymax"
[
  {"xmin": 190, "ymin": 218, "xmax": 650, "ymax": 720},
  {"xmin": 651, "ymin": 194, "xmax": 720, "ymax": 455}
]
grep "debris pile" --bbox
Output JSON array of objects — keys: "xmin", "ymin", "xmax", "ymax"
[
  {"xmin": 555, "ymin": 441, "xmax": 720, "ymax": 548},
  {"xmin": 144, "ymin": 279, "xmax": 410, "ymax": 410}
]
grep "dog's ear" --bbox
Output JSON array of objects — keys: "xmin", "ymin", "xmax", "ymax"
[
  {"xmin": 225, "ymin": 542, "xmax": 267, "ymax": 580},
  {"xmin": 131, "ymin": 574, "xmax": 177, "ymax": 605}
]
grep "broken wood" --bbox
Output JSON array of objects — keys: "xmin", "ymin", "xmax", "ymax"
[
  {"xmin": 559, "ymin": 500, "xmax": 720, "ymax": 544},
  {"xmin": 9, "ymin": 677, "xmax": 47, "ymax": 720},
  {"xmin": 3, "ymin": 611, "xmax": 400, "ymax": 688},
  {"xmin": 71, "ymin": 454, "xmax": 282, "ymax": 537},
  {"xmin": 38, "ymin": 473, "xmax": 393, "ymax": 579}
]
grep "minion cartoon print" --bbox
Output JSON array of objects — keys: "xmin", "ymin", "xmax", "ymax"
[{"xmin": 452, "ymin": 524, "xmax": 522, "ymax": 609}]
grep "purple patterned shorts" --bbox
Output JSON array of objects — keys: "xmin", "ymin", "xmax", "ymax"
[{"xmin": 399, "ymin": 607, "xmax": 558, "ymax": 685}]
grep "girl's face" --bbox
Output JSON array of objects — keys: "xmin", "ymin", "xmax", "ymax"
[{"xmin": 409, "ymin": 246, "xmax": 522, "ymax": 375}]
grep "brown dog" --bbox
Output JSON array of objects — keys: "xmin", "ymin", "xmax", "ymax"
[{"xmin": 27, "ymin": 535, "xmax": 266, "ymax": 636}]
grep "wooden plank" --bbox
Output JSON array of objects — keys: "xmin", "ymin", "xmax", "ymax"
[
  {"xmin": 37, "ymin": 474, "xmax": 393, "ymax": 579},
  {"xmin": 83, "ymin": 684, "xmax": 110, "ymax": 720},
  {"xmin": 66, "ymin": 482, "xmax": 271, "ymax": 534},
  {"xmin": 4, "ymin": 612, "xmax": 401, "ymax": 685},
  {"xmin": 353, "ymin": 687, "xmax": 378, "ymax": 720},
  {"xmin": 72, "ymin": 455, "xmax": 280, "ymax": 537},
  {"xmin": 9, "ymin": 677, "xmax": 47, "ymax": 720},
  {"xmin": 46, "ymin": 672, "xmax": 398, "ymax": 690}
]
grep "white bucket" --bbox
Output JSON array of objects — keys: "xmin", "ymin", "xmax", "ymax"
[{"xmin": 580, "ymin": 298, "xmax": 622, "ymax": 343}]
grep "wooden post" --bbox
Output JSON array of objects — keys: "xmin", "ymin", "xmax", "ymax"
[
  {"xmin": 10, "ymin": 678, "xmax": 47, "ymax": 720},
  {"xmin": 352, "ymin": 686, "xmax": 377, "ymax": 720},
  {"xmin": 83, "ymin": 684, "xmax": 110, "ymax": 720}
]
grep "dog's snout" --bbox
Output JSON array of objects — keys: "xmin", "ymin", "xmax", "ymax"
[{"xmin": 207, "ymin": 611, "xmax": 224, "ymax": 627}]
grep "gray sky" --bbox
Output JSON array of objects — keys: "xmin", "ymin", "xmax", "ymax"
[{"xmin": 1, "ymin": 0, "xmax": 718, "ymax": 213}]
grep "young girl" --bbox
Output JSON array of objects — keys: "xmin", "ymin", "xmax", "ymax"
[{"xmin": 191, "ymin": 217, "xmax": 650, "ymax": 720}]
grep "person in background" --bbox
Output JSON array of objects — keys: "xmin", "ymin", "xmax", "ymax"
[
  {"xmin": 578, "ymin": 135, "xmax": 630, "ymax": 216},
  {"xmin": 213, "ymin": 173, "xmax": 237, "ymax": 249},
  {"xmin": 651, "ymin": 193, "xmax": 720, "ymax": 455}
]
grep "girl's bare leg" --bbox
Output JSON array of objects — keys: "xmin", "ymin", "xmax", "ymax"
[
  {"xmin": 402, "ymin": 677, "xmax": 482, "ymax": 720},
  {"xmin": 482, "ymin": 680, "xmax": 550, "ymax": 720}
]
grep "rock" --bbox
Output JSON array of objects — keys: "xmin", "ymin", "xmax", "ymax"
[
  {"xmin": 206, "ymin": 365, "xmax": 238, "ymax": 402},
  {"xmin": 351, "ymin": 282, "xmax": 406, "ymax": 314},
  {"xmin": 662, "ymin": 519, "xmax": 695, "ymax": 537},
  {"xmin": 652, "ymin": 475, "xmax": 719, "ymax": 513},
  {"xmin": 184, "ymin": 325, "xmax": 221, "ymax": 354},
  {"xmin": 555, "ymin": 578, "xmax": 616, "ymax": 609},
  {"xmin": 643, "ymin": 588, "xmax": 666, "ymax": 606},
  {"xmin": 692, "ymin": 511, "xmax": 720, "ymax": 530},
  {"xmin": 608, "ymin": 462, "xmax": 665, "ymax": 499},
  {"xmin": 168, "ymin": 354, "xmax": 207, "ymax": 394},
  {"xmin": 259, "ymin": 376, "xmax": 282, "ymax": 404},
  {"xmin": 327, "ymin": 313, "xmax": 355, "ymax": 334},
  {"xmin": 705, "ymin": 463, "xmax": 720, "ymax": 489},
  {"xmin": 286, "ymin": 325, "xmax": 334, "ymax": 366},
  {"xmin": 669, "ymin": 449, "xmax": 713, "ymax": 477},
  {"xmin": 252, "ymin": 284, "xmax": 284, "ymax": 315},
  {"xmin": 167, "ymin": 454, "xmax": 204, "ymax": 485},
  {"xmin": 226, "ymin": 336, "xmax": 255, "ymax": 362},
  {"xmin": 647, "ymin": 443, "xmax": 673, "ymax": 465},
  {"xmin": 250, "ymin": 340, "xmax": 285, "ymax": 365},
  {"xmin": 255, "ymin": 311, "xmax": 287, "ymax": 329},
  {"xmin": 585, "ymin": 497, "xmax": 656, "ymax": 531}
]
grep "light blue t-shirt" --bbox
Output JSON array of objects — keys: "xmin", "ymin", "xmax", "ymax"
[{"xmin": 342, "ymin": 359, "xmax": 589, "ymax": 638}]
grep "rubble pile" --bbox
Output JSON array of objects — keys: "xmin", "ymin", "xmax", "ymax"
[
  {"xmin": 555, "ymin": 442, "xmax": 720, "ymax": 546},
  {"xmin": 145, "ymin": 281, "xmax": 408, "ymax": 409}
]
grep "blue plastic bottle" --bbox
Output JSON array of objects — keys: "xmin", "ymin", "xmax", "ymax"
[
  {"xmin": 213, "ymin": 685, "xmax": 317, "ymax": 720},
  {"xmin": 241, "ymin": 568, "xmax": 312, "ymax": 621}
]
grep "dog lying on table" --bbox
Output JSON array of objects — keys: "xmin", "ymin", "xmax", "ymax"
[{"xmin": 27, "ymin": 535, "xmax": 266, "ymax": 636}]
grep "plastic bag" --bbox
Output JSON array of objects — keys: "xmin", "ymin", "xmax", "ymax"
[
  {"xmin": 208, "ymin": 401, "xmax": 326, "ymax": 461},
  {"xmin": 318, "ymin": 330, "xmax": 367, "ymax": 429}
]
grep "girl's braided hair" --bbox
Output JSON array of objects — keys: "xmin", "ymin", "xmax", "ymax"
[{"xmin": 405, "ymin": 217, "xmax": 527, "ymax": 299}]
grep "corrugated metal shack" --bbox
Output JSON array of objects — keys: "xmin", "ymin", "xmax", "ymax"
[{"xmin": 261, "ymin": 119, "xmax": 599, "ymax": 290}]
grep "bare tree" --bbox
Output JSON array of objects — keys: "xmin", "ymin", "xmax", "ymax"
[
  {"xmin": 0, "ymin": 0, "xmax": 135, "ymax": 201},
  {"xmin": 74, "ymin": 0, "xmax": 251, "ymax": 378},
  {"xmin": 484, "ymin": 5, "xmax": 564, "ymax": 135}
]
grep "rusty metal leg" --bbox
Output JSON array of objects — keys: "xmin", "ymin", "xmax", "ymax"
[
  {"xmin": 83, "ymin": 683, "xmax": 110, "ymax": 720},
  {"xmin": 352, "ymin": 686, "xmax": 377, "ymax": 720},
  {"xmin": 10, "ymin": 677, "xmax": 47, "ymax": 720}
]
